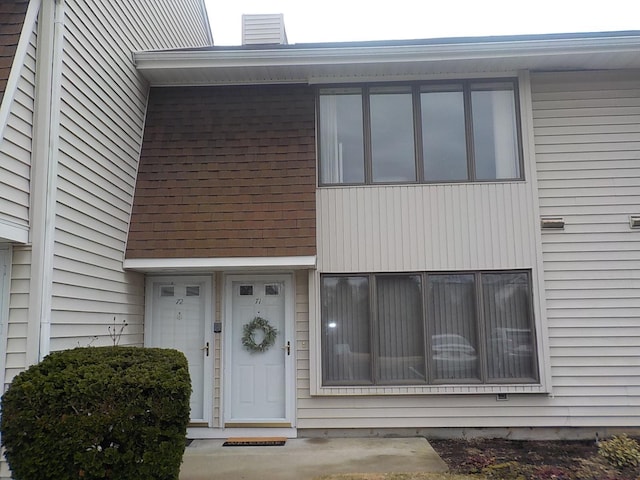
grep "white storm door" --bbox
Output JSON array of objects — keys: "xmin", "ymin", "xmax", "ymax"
[
  {"xmin": 225, "ymin": 275, "xmax": 294, "ymax": 425},
  {"xmin": 146, "ymin": 276, "xmax": 213, "ymax": 424}
]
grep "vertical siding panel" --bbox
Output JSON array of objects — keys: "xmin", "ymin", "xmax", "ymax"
[{"xmin": 318, "ymin": 182, "xmax": 537, "ymax": 273}]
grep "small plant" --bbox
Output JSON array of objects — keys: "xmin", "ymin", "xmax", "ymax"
[
  {"xmin": 108, "ymin": 317, "xmax": 128, "ymax": 346},
  {"xmin": 598, "ymin": 434, "xmax": 640, "ymax": 470}
]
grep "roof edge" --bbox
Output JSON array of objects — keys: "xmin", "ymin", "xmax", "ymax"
[{"xmin": 134, "ymin": 30, "xmax": 640, "ymax": 68}]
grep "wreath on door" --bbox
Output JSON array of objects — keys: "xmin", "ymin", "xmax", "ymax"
[{"xmin": 242, "ymin": 316, "xmax": 278, "ymax": 353}]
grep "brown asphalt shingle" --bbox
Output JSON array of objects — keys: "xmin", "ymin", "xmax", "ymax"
[
  {"xmin": 126, "ymin": 84, "xmax": 317, "ymax": 259},
  {"xmin": 0, "ymin": 1, "xmax": 29, "ymax": 104}
]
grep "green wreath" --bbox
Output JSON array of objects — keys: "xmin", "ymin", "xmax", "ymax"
[{"xmin": 242, "ymin": 316, "xmax": 278, "ymax": 353}]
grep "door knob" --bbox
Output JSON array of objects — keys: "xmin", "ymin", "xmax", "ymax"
[
  {"xmin": 281, "ymin": 341, "xmax": 290, "ymax": 356},
  {"xmin": 201, "ymin": 342, "xmax": 209, "ymax": 356}
]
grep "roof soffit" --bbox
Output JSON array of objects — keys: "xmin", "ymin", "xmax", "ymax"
[{"xmin": 134, "ymin": 32, "xmax": 640, "ymax": 85}]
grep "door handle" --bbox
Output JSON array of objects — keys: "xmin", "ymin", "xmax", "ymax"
[
  {"xmin": 201, "ymin": 342, "xmax": 209, "ymax": 356},
  {"xmin": 281, "ymin": 341, "xmax": 290, "ymax": 356}
]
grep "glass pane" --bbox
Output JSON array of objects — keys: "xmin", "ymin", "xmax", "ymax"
[
  {"xmin": 185, "ymin": 286, "xmax": 200, "ymax": 297},
  {"xmin": 482, "ymin": 272, "xmax": 538, "ymax": 381},
  {"xmin": 160, "ymin": 286, "xmax": 174, "ymax": 297},
  {"xmin": 427, "ymin": 274, "xmax": 480, "ymax": 382},
  {"xmin": 321, "ymin": 276, "xmax": 371, "ymax": 384},
  {"xmin": 471, "ymin": 84, "xmax": 520, "ymax": 180},
  {"xmin": 375, "ymin": 275, "xmax": 425, "ymax": 383},
  {"xmin": 370, "ymin": 92, "xmax": 416, "ymax": 182},
  {"xmin": 319, "ymin": 92, "xmax": 365, "ymax": 184},
  {"xmin": 421, "ymin": 89, "xmax": 468, "ymax": 181}
]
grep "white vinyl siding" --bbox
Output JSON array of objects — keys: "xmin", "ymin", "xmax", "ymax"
[
  {"xmin": 0, "ymin": 28, "xmax": 36, "ymax": 237},
  {"xmin": 298, "ymin": 70, "xmax": 640, "ymax": 430},
  {"xmin": 4, "ymin": 246, "xmax": 30, "ymax": 389},
  {"xmin": 532, "ymin": 69, "xmax": 640, "ymax": 414},
  {"xmin": 45, "ymin": 0, "xmax": 210, "ymax": 350}
]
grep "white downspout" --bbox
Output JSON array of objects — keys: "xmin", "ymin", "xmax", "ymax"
[{"xmin": 27, "ymin": 0, "xmax": 65, "ymax": 365}]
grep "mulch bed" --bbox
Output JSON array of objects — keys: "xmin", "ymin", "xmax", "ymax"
[{"xmin": 429, "ymin": 438, "xmax": 640, "ymax": 480}]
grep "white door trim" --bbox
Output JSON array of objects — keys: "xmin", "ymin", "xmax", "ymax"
[
  {"xmin": 223, "ymin": 273, "xmax": 296, "ymax": 428},
  {"xmin": 145, "ymin": 275, "xmax": 214, "ymax": 425}
]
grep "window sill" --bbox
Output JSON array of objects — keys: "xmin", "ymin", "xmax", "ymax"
[{"xmin": 312, "ymin": 383, "xmax": 547, "ymax": 396}]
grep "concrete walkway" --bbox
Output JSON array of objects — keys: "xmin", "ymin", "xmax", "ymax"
[{"xmin": 180, "ymin": 437, "xmax": 448, "ymax": 480}]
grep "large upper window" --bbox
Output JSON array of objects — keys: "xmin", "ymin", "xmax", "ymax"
[
  {"xmin": 318, "ymin": 80, "xmax": 522, "ymax": 185},
  {"xmin": 321, "ymin": 271, "xmax": 538, "ymax": 386}
]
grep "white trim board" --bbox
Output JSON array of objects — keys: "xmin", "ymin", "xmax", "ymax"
[
  {"xmin": 187, "ymin": 427, "xmax": 297, "ymax": 439},
  {"xmin": 124, "ymin": 256, "xmax": 316, "ymax": 272},
  {"xmin": 0, "ymin": 220, "xmax": 28, "ymax": 244}
]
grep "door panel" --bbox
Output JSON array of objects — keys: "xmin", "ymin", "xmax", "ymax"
[
  {"xmin": 147, "ymin": 277, "xmax": 212, "ymax": 423},
  {"xmin": 229, "ymin": 279, "xmax": 288, "ymax": 422}
]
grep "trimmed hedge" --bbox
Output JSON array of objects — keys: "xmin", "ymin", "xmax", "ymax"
[{"xmin": 1, "ymin": 347, "xmax": 191, "ymax": 480}]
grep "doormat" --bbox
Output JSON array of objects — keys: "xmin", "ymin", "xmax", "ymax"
[{"xmin": 222, "ymin": 437, "xmax": 287, "ymax": 447}]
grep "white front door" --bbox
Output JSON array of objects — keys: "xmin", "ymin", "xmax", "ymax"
[
  {"xmin": 225, "ymin": 275, "xmax": 294, "ymax": 426},
  {"xmin": 146, "ymin": 276, "xmax": 213, "ymax": 424}
]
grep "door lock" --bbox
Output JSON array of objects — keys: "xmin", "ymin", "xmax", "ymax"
[
  {"xmin": 281, "ymin": 341, "xmax": 290, "ymax": 356},
  {"xmin": 201, "ymin": 342, "xmax": 209, "ymax": 356}
]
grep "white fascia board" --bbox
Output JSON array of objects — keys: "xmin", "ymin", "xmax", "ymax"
[
  {"xmin": 134, "ymin": 34, "xmax": 640, "ymax": 81},
  {"xmin": 123, "ymin": 256, "xmax": 317, "ymax": 272},
  {"xmin": 0, "ymin": 220, "xmax": 28, "ymax": 244}
]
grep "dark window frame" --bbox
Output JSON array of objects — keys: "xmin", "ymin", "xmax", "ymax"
[
  {"xmin": 317, "ymin": 78, "xmax": 525, "ymax": 187},
  {"xmin": 320, "ymin": 270, "xmax": 539, "ymax": 387}
]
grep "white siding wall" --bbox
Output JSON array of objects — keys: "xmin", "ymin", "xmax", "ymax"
[
  {"xmin": 47, "ymin": 0, "xmax": 210, "ymax": 350},
  {"xmin": 532, "ymin": 70, "xmax": 640, "ymax": 418},
  {"xmin": 300, "ymin": 70, "xmax": 640, "ymax": 430},
  {"xmin": 5, "ymin": 246, "xmax": 30, "ymax": 388},
  {"xmin": 0, "ymin": 29, "xmax": 36, "ymax": 236}
]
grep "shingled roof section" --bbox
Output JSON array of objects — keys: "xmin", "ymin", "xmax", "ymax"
[
  {"xmin": 0, "ymin": 0, "xmax": 29, "ymax": 105},
  {"xmin": 126, "ymin": 85, "xmax": 316, "ymax": 260}
]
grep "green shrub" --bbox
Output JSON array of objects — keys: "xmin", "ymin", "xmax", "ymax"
[
  {"xmin": 598, "ymin": 434, "xmax": 640, "ymax": 470},
  {"xmin": 1, "ymin": 347, "xmax": 191, "ymax": 480}
]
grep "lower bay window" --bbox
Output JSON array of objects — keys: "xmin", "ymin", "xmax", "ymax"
[{"xmin": 321, "ymin": 271, "xmax": 538, "ymax": 386}]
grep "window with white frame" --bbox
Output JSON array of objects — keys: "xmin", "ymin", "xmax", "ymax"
[
  {"xmin": 318, "ymin": 80, "xmax": 522, "ymax": 185},
  {"xmin": 321, "ymin": 271, "xmax": 538, "ymax": 386}
]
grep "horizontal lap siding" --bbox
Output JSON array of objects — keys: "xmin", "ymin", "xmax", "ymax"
[
  {"xmin": 49, "ymin": 0, "xmax": 211, "ymax": 350},
  {"xmin": 296, "ymin": 270, "xmax": 311, "ymax": 424},
  {"xmin": 0, "ymin": 28, "xmax": 35, "ymax": 231},
  {"xmin": 299, "ymin": 71, "xmax": 640, "ymax": 430},
  {"xmin": 532, "ymin": 70, "xmax": 640, "ymax": 420},
  {"xmin": 5, "ymin": 246, "xmax": 30, "ymax": 389},
  {"xmin": 126, "ymin": 85, "xmax": 316, "ymax": 259},
  {"xmin": 2, "ymin": 24, "xmax": 36, "ymax": 400}
]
